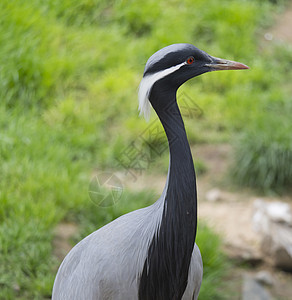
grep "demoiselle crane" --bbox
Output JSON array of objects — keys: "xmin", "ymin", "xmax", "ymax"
[{"xmin": 52, "ymin": 44, "xmax": 248, "ymax": 300}]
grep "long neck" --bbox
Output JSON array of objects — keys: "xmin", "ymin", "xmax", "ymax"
[
  {"xmin": 159, "ymin": 101, "xmax": 196, "ymax": 200},
  {"xmin": 139, "ymin": 91, "xmax": 198, "ymax": 300}
]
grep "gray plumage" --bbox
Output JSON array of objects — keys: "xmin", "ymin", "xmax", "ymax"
[
  {"xmin": 144, "ymin": 44, "xmax": 192, "ymax": 73},
  {"xmin": 52, "ymin": 175, "xmax": 203, "ymax": 300}
]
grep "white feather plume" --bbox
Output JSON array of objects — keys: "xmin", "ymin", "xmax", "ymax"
[
  {"xmin": 138, "ymin": 76, "xmax": 152, "ymax": 121},
  {"xmin": 138, "ymin": 62, "xmax": 186, "ymax": 121}
]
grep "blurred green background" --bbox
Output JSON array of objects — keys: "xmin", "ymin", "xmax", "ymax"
[{"xmin": 0, "ymin": 0, "xmax": 291, "ymax": 299}]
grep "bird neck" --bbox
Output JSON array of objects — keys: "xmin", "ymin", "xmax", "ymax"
[
  {"xmin": 150, "ymin": 85, "xmax": 196, "ymax": 179},
  {"xmin": 139, "ymin": 90, "xmax": 198, "ymax": 300},
  {"xmin": 152, "ymin": 91, "xmax": 197, "ymax": 213},
  {"xmin": 159, "ymin": 102, "xmax": 194, "ymax": 177},
  {"xmin": 156, "ymin": 93, "xmax": 198, "ymax": 240}
]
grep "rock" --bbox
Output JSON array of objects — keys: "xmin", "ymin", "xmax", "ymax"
[
  {"xmin": 242, "ymin": 274, "xmax": 272, "ymax": 300},
  {"xmin": 253, "ymin": 199, "xmax": 292, "ymax": 228},
  {"xmin": 205, "ymin": 188, "xmax": 222, "ymax": 202},
  {"xmin": 255, "ymin": 271, "xmax": 274, "ymax": 286},
  {"xmin": 264, "ymin": 32, "xmax": 273, "ymax": 41},
  {"xmin": 13, "ymin": 283, "xmax": 20, "ymax": 292},
  {"xmin": 225, "ymin": 244, "xmax": 263, "ymax": 267},
  {"xmin": 253, "ymin": 199, "xmax": 292, "ymax": 271}
]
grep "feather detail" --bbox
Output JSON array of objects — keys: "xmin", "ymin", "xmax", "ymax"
[
  {"xmin": 138, "ymin": 62, "xmax": 186, "ymax": 121},
  {"xmin": 138, "ymin": 76, "xmax": 152, "ymax": 121}
]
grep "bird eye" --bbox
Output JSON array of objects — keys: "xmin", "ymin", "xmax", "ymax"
[{"xmin": 186, "ymin": 56, "xmax": 195, "ymax": 65}]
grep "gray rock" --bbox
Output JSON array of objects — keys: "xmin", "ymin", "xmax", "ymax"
[
  {"xmin": 225, "ymin": 244, "xmax": 263, "ymax": 267},
  {"xmin": 253, "ymin": 199, "xmax": 292, "ymax": 225},
  {"xmin": 242, "ymin": 274, "xmax": 271, "ymax": 300},
  {"xmin": 205, "ymin": 188, "xmax": 222, "ymax": 202},
  {"xmin": 253, "ymin": 199, "xmax": 292, "ymax": 271},
  {"xmin": 255, "ymin": 271, "xmax": 274, "ymax": 286}
]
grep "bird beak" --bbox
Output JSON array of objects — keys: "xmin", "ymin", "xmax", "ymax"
[{"xmin": 206, "ymin": 56, "xmax": 249, "ymax": 71}]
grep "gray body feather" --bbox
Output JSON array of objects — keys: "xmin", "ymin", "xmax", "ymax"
[{"xmin": 52, "ymin": 186, "xmax": 202, "ymax": 300}]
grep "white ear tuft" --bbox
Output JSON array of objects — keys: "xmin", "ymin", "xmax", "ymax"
[
  {"xmin": 138, "ymin": 76, "xmax": 152, "ymax": 122},
  {"xmin": 138, "ymin": 61, "xmax": 187, "ymax": 121}
]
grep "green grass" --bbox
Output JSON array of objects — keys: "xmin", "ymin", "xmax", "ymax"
[
  {"xmin": 229, "ymin": 44, "xmax": 292, "ymax": 192},
  {"xmin": 231, "ymin": 114, "xmax": 292, "ymax": 192},
  {"xmin": 197, "ymin": 224, "xmax": 226, "ymax": 300},
  {"xmin": 0, "ymin": 0, "xmax": 291, "ymax": 299}
]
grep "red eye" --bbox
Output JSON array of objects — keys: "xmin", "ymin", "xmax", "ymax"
[{"xmin": 186, "ymin": 57, "xmax": 195, "ymax": 65}]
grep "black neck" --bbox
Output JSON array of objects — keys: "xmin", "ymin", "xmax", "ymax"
[{"xmin": 139, "ymin": 89, "xmax": 198, "ymax": 300}]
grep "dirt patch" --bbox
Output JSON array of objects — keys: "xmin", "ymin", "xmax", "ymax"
[
  {"xmin": 53, "ymin": 222, "xmax": 78, "ymax": 261},
  {"xmin": 265, "ymin": 1, "xmax": 292, "ymax": 43},
  {"xmin": 199, "ymin": 199, "xmax": 260, "ymax": 251}
]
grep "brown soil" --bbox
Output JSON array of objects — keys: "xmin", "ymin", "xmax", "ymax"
[{"xmin": 53, "ymin": 222, "xmax": 78, "ymax": 261}]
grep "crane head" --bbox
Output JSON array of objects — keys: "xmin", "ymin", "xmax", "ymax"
[{"xmin": 138, "ymin": 43, "xmax": 249, "ymax": 120}]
